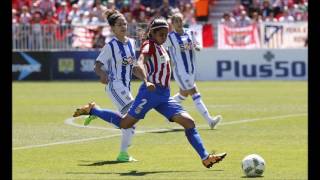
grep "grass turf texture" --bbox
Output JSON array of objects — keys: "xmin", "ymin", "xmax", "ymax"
[{"xmin": 13, "ymin": 81, "xmax": 307, "ymax": 180}]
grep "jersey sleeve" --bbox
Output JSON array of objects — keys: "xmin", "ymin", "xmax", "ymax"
[
  {"xmin": 140, "ymin": 40, "xmax": 155, "ymax": 56},
  {"xmin": 164, "ymin": 35, "xmax": 172, "ymax": 49},
  {"xmin": 96, "ymin": 44, "xmax": 111, "ymax": 65}
]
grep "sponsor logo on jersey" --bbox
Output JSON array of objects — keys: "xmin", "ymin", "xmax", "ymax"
[{"xmin": 122, "ymin": 56, "xmax": 134, "ymax": 66}]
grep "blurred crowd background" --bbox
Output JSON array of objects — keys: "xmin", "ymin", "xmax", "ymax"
[{"xmin": 12, "ymin": 0, "xmax": 308, "ymax": 50}]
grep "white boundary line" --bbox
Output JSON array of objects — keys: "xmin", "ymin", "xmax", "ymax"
[{"xmin": 13, "ymin": 113, "xmax": 307, "ymax": 151}]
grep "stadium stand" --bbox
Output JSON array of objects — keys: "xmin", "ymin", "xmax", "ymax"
[{"xmin": 12, "ymin": 0, "xmax": 308, "ymax": 51}]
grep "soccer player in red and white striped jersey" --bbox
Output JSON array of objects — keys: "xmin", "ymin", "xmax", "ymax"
[{"xmin": 73, "ymin": 17, "xmax": 227, "ymax": 168}]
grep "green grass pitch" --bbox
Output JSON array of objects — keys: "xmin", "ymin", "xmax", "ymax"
[{"xmin": 13, "ymin": 81, "xmax": 307, "ymax": 180}]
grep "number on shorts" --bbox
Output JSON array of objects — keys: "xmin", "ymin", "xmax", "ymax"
[
  {"xmin": 138, "ymin": 99, "xmax": 147, "ymax": 109},
  {"xmin": 134, "ymin": 99, "xmax": 147, "ymax": 114}
]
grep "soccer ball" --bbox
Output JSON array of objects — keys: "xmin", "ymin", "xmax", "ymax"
[{"xmin": 241, "ymin": 154, "xmax": 265, "ymax": 177}]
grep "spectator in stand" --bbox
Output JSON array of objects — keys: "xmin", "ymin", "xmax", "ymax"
[
  {"xmin": 286, "ymin": 2, "xmax": 299, "ymax": 18},
  {"xmin": 41, "ymin": 10, "xmax": 59, "ymax": 25},
  {"xmin": 261, "ymin": 0, "xmax": 273, "ymax": 17},
  {"xmin": 71, "ymin": 11, "xmax": 86, "ymax": 25},
  {"xmin": 114, "ymin": 0, "xmax": 125, "ymax": 10},
  {"xmin": 272, "ymin": 0, "xmax": 289, "ymax": 17},
  {"xmin": 12, "ymin": 0, "xmax": 33, "ymax": 12},
  {"xmin": 145, "ymin": 6, "xmax": 155, "ymax": 20},
  {"xmin": 278, "ymin": 7, "xmax": 295, "ymax": 22},
  {"xmin": 35, "ymin": 0, "xmax": 56, "ymax": 16},
  {"xmin": 159, "ymin": 0, "xmax": 176, "ymax": 19},
  {"xmin": 263, "ymin": 10, "xmax": 278, "ymax": 21},
  {"xmin": 131, "ymin": 2, "xmax": 146, "ymax": 22},
  {"xmin": 296, "ymin": 0, "xmax": 308, "ymax": 14},
  {"xmin": 92, "ymin": 26, "xmax": 106, "ymax": 48},
  {"xmin": 77, "ymin": 0, "xmax": 94, "ymax": 12},
  {"xmin": 30, "ymin": 3, "xmax": 43, "ymax": 16},
  {"xmin": 56, "ymin": 1, "xmax": 70, "ymax": 25},
  {"xmin": 12, "ymin": 8, "xmax": 20, "ymax": 48},
  {"xmin": 41, "ymin": 11, "xmax": 59, "ymax": 48},
  {"xmin": 136, "ymin": 10, "xmax": 147, "ymax": 23},
  {"xmin": 182, "ymin": 3, "xmax": 196, "ymax": 27},
  {"xmin": 106, "ymin": 0, "xmax": 116, "ymax": 9},
  {"xmin": 235, "ymin": 10, "xmax": 252, "ymax": 27},
  {"xmin": 194, "ymin": 0, "xmax": 214, "ymax": 23},
  {"xmin": 140, "ymin": 0, "xmax": 162, "ymax": 9},
  {"xmin": 12, "ymin": 9, "xmax": 19, "ymax": 24},
  {"xmin": 85, "ymin": 11, "xmax": 101, "ymax": 25},
  {"xmin": 232, "ymin": 2, "xmax": 245, "ymax": 17},
  {"xmin": 124, "ymin": 12, "xmax": 136, "ymax": 24},
  {"xmin": 220, "ymin": 12, "xmax": 236, "ymax": 27},
  {"xmin": 241, "ymin": 0, "xmax": 252, "ymax": 10},
  {"xmin": 92, "ymin": 0, "xmax": 107, "ymax": 23},
  {"xmin": 251, "ymin": 11, "xmax": 263, "ymax": 25},
  {"xmin": 56, "ymin": 0, "xmax": 72, "ymax": 10},
  {"xmin": 247, "ymin": 0, "xmax": 261, "ymax": 18},
  {"xmin": 30, "ymin": 11, "xmax": 43, "ymax": 49},
  {"xmin": 120, "ymin": 0, "xmax": 131, "ymax": 14},
  {"xmin": 20, "ymin": 5, "xmax": 32, "ymax": 24},
  {"xmin": 68, "ymin": 3, "xmax": 81, "ymax": 24}
]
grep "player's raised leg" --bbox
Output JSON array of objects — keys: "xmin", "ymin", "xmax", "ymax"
[{"xmin": 73, "ymin": 102, "xmax": 122, "ymax": 128}]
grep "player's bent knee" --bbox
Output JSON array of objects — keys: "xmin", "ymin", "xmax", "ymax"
[
  {"xmin": 172, "ymin": 113, "xmax": 195, "ymax": 129},
  {"xmin": 189, "ymin": 88, "xmax": 198, "ymax": 95},
  {"xmin": 120, "ymin": 123, "xmax": 132, "ymax": 129},
  {"xmin": 179, "ymin": 90, "xmax": 189, "ymax": 97},
  {"xmin": 120, "ymin": 115, "xmax": 138, "ymax": 129}
]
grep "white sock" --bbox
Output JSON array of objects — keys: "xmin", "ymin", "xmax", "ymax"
[
  {"xmin": 120, "ymin": 126, "xmax": 135, "ymax": 152},
  {"xmin": 173, "ymin": 93, "xmax": 187, "ymax": 103},
  {"xmin": 192, "ymin": 93, "xmax": 212, "ymax": 124}
]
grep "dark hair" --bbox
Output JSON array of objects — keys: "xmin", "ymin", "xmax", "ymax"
[
  {"xmin": 146, "ymin": 17, "xmax": 169, "ymax": 39},
  {"xmin": 150, "ymin": 17, "xmax": 169, "ymax": 31},
  {"xmin": 104, "ymin": 9, "xmax": 123, "ymax": 26}
]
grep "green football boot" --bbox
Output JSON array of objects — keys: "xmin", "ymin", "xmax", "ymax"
[
  {"xmin": 84, "ymin": 115, "xmax": 97, "ymax": 126},
  {"xmin": 116, "ymin": 151, "xmax": 138, "ymax": 162}
]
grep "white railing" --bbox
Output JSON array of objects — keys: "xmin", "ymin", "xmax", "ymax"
[
  {"xmin": 12, "ymin": 23, "xmax": 149, "ymax": 51},
  {"xmin": 12, "ymin": 21, "xmax": 307, "ymax": 51}
]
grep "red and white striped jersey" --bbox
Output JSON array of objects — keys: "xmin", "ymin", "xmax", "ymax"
[{"xmin": 140, "ymin": 40, "xmax": 171, "ymax": 87}]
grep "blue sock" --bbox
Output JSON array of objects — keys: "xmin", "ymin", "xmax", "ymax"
[
  {"xmin": 185, "ymin": 128, "xmax": 209, "ymax": 160},
  {"xmin": 90, "ymin": 107, "xmax": 121, "ymax": 128}
]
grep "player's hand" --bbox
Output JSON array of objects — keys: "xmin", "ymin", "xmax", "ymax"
[
  {"xmin": 99, "ymin": 74, "xmax": 108, "ymax": 84},
  {"xmin": 194, "ymin": 44, "xmax": 201, "ymax": 51},
  {"xmin": 145, "ymin": 81, "xmax": 156, "ymax": 91},
  {"xmin": 194, "ymin": 46, "xmax": 201, "ymax": 51}
]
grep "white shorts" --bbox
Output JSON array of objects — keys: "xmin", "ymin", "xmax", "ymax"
[
  {"xmin": 106, "ymin": 81, "xmax": 134, "ymax": 115},
  {"xmin": 173, "ymin": 70, "xmax": 196, "ymax": 91}
]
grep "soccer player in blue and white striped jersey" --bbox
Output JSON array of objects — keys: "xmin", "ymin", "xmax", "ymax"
[
  {"xmin": 165, "ymin": 13, "xmax": 222, "ymax": 129},
  {"xmin": 84, "ymin": 9, "xmax": 137, "ymax": 162}
]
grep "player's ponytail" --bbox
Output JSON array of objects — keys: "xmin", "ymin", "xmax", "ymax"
[{"xmin": 103, "ymin": 9, "xmax": 122, "ymax": 26}]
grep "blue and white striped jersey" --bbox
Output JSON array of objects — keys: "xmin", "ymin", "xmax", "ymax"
[
  {"xmin": 96, "ymin": 37, "xmax": 137, "ymax": 88},
  {"xmin": 165, "ymin": 28, "xmax": 199, "ymax": 75}
]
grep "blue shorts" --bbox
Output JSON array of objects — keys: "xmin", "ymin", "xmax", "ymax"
[{"xmin": 127, "ymin": 83, "xmax": 186, "ymax": 121}]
